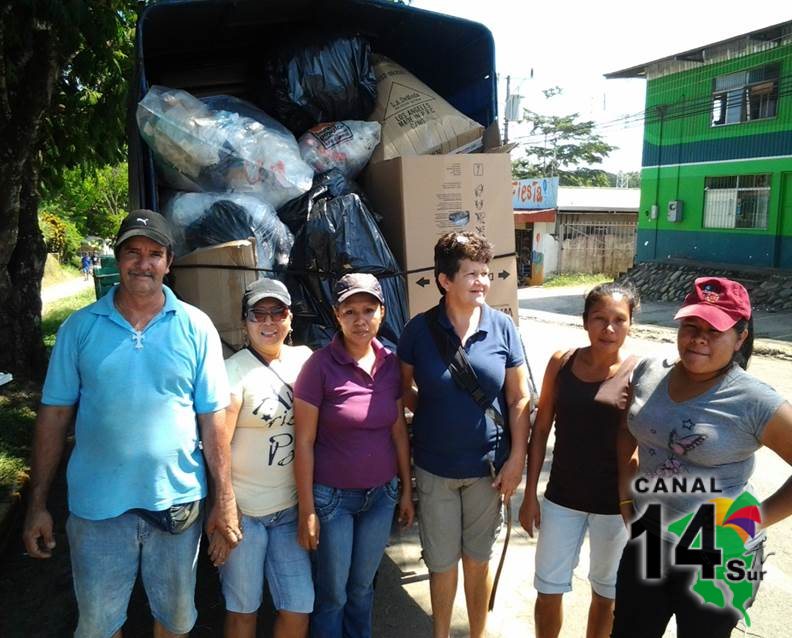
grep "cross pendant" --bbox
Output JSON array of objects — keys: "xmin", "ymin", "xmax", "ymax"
[{"xmin": 132, "ymin": 330, "xmax": 145, "ymax": 350}]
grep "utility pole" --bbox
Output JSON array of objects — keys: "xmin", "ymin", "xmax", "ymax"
[{"xmin": 504, "ymin": 75, "xmax": 511, "ymax": 144}]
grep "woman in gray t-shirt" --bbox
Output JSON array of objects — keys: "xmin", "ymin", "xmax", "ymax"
[{"xmin": 612, "ymin": 276, "xmax": 792, "ymax": 638}]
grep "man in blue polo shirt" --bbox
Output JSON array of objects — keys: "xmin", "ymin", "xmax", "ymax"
[
  {"xmin": 23, "ymin": 210, "xmax": 240, "ymax": 638},
  {"xmin": 399, "ymin": 231, "xmax": 532, "ymax": 638}
]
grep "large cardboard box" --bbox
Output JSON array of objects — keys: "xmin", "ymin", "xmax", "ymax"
[
  {"xmin": 171, "ymin": 239, "xmax": 258, "ymax": 354},
  {"xmin": 363, "ymin": 153, "xmax": 517, "ymax": 319},
  {"xmin": 404, "ymin": 254, "xmax": 519, "ymax": 319}
]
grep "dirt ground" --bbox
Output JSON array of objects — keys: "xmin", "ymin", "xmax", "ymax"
[{"xmin": 0, "ymin": 444, "xmax": 278, "ymax": 637}]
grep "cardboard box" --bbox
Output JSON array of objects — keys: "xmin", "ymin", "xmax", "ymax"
[
  {"xmin": 171, "ymin": 239, "xmax": 258, "ymax": 354},
  {"xmin": 363, "ymin": 153, "xmax": 517, "ymax": 319},
  {"xmin": 364, "ymin": 153, "xmax": 515, "ymax": 267},
  {"xmin": 405, "ymin": 254, "xmax": 518, "ymax": 320}
]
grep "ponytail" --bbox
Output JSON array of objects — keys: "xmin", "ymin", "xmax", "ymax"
[{"xmin": 732, "ymin": 317, "xmax": 754, "ymax": 370}]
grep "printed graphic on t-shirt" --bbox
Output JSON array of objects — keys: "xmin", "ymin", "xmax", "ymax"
[
  {"xmin": 247, "ymin": 384, "xmax": 295, "ymax": 467},
  {"xmin": 652, "ymin": 420, "xmax": 708, "ymax": 477}
]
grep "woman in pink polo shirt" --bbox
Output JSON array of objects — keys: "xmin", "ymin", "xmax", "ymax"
[{"xmin": 294, "ymin": 273, "xmax": 414, "ymax": 638}]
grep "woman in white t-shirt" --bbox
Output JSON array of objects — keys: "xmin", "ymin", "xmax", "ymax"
[{"xmin": 209, "ymin": 278, "xmax": 314, "ymax": 638}]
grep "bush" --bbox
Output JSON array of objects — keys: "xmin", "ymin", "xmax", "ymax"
[{"xmin": 39, "ymin": 210, "xmax": 83, "ymax": 263}]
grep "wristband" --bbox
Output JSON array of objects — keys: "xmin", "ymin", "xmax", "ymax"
[{"xmin": 619, "ymin": 498, "xmax": 633, "ymax": 506}]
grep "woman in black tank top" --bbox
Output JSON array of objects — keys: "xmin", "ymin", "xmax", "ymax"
[{"xmin": 518, "ymin": 283, "xmax": 639, "ymax": 638}]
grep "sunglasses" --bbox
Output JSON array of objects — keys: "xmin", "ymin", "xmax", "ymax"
[{"xmin": 245, "ymin": 306, "xmax": 289, "ymax": 323}]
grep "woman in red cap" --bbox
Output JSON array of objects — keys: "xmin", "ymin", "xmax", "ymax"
[{"xmin": 612, "ymin": 277, "xmax": 792, "ymax": 637}]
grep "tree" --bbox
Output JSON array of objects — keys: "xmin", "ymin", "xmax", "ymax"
[
  {"xmin": 511, "ymin": 88, "xmax": 616, "ymax": 187},
  {"xmin": 0, "ymin": 1, "xmax": 135, "ymax": 380},
  {"xmin": 45, "ymin": 162, "xmax": 129, "ymax": 240}
]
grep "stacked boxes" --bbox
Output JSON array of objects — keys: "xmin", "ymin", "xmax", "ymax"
[{"xmin": 364, "ymin": 153, "xmax": 518, "ymax": 319}]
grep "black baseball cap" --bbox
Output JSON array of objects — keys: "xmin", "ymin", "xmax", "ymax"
[
  {"xmin": 114, "ymin": 209, "xmax": 174, "ymax": 253},
  {"xmin": 334, "ymin": 273, "xmax": 384, "ymax": 305}
]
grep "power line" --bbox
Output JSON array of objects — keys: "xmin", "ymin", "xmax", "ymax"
[
  {"xmin": 509, "ymin": 71, "xmax": 792, "ymax": 147},
  {"xmin": 508, "ymin": 38, "xmax": 792, "ymax": 145}
]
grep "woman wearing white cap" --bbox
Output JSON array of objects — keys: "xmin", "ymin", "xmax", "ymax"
[{"xmin": 209, "ymin": 278, "xmax": 314, "ymax": 638}]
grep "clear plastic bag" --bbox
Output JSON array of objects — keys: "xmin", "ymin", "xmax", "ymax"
[
  {"xmin": 298, "ymin": 121, "xmax": 380, "ymax": 178},
  {"xmin": 137, "ymin": 87, "xmax": 314, "ymax": 209},
  {"xmin": 163, "ymin": 192, "xmax": 294, "ymax": 275}
]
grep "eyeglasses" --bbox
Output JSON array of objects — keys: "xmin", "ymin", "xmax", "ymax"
[{"xmin": 245, "ymin": 306, "xmax": 289, "ymax": 323}]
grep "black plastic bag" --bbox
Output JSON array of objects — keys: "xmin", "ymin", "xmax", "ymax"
[
  {"xmin": 164, "ymin": 192, "xmax": 294, "ymax": 275},
  {"xmin": 276, "ymin": 169, "xmax": 368, "ymax": 235},
  {"xmin": 288, "ymin": 193, "xmax": 407, "ymax": 351},
  {"xmin": 261, "ymin": 35, "xmax": 377, "ymax": 136}
]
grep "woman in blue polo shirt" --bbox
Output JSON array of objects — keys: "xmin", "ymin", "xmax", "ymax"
[{"xmin": 398, "ymin": 231, "xmax": 532, "ymax": 638}]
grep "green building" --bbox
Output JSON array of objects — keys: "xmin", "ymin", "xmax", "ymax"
[{"xmin": 607, "ymin": 21, "xmax": 792, "ymax": 269}]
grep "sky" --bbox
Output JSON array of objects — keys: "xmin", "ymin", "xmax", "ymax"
[{"xmin": 411, "ymin": 1, "xmax": 792, "ymax": 174}]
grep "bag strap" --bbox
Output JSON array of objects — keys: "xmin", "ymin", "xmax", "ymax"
[
  {"xmin": 424, "ymin": 306, "xmax": 505, "ymax": 429},
  {"xmin": 246, "ymin": 346, "xmax": 294, "ymax": 394}
]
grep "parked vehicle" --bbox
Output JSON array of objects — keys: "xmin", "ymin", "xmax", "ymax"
[{"xmin": 127, "ymin": 0, "xmax": 498, "ymax": 211}]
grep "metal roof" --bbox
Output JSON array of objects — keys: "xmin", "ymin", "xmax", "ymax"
[
  {"xmin": 605, "ymin": 19, "xmax": 792, "ymax": 79},
  {"xmin": 556, "ymin": 187, "xmax": 639, "ymax": 212}
]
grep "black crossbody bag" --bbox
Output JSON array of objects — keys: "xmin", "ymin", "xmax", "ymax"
[{"xmin": 424, "ymin": 305, "xmax": 507, "ymax": 456}]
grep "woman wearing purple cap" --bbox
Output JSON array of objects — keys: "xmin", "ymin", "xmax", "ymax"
[
  {"xmin": 293, "ymin": 273, "xmax": 414, "ymax": 638},
  {"xmin": 612, "ymin": 277, "xmax": 792, "ymax": 637}
]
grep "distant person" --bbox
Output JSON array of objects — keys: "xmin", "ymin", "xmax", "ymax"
[
  {"xmin": 91, "ymin": 253, "xmax": 99, "ymax": 271},
  {"xmin": 294, "ymin": 273, "xmax": 414, "ymax": 638},
  {"xmin": 398, "ymin": 232, "xmax": 531, "ymax": 638},
  {"xmin": 211, "ymin": 278, "xmax": 314, "ymax": 638},
  {"xmin": 613, "ymin": 277, "xmax": 792, "ymax": 637},
  {"xmin": 80, "ymin": 253, "xmax": 91, "ymax": 281},
  {"xmin": 23, "ymin": 209, "xmax": 240, "ymax": 638},
  {"xmin": 518, "ymin": 283, "xmax": 639, "ymax": 638}
]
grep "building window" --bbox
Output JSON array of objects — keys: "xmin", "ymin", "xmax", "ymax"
[
  {"xmin": 711, "ymin": 64, "xmax": 779, "ymax": 126},
  {"xmin": 703, "ymin": 174, "xmax": 770, "ymax": 229}
]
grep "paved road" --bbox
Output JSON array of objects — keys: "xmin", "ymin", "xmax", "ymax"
[{"xmin": 41, "ymin": 276, "xmax": 93, "ymax": 305}]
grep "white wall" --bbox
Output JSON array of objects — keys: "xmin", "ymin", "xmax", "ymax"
[{"xmin": 533, "ymin": 222, "xmax": 559, "ymax": 277}]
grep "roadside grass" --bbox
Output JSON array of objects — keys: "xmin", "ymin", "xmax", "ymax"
[
  {"xmin": 1, "ymin": 288, "xmax": 94, "ymax": 497},
  {"xmin": 543, "ymin": 272, "xmax": 613, "ymax": 288},
  {"xmin": 42, "ymin": 254, "xmax": 80, "ymax": 287},
  {"xmin": 0, "ymin": 383, "xmax": 38, "ymax": 498},
  {"xmin": 42, "ymin": 288, "xmax": 95, "ymax": 350}
]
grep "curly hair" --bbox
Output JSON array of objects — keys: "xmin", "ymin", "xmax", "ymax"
[{"xmin": 433, "ymin": 231, "xmax": 494, "ymax": 295}]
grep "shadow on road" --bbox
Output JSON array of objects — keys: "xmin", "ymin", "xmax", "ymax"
[{"xmin": 0, "ymin": 446, "xmax": 432, "ymax": 637}]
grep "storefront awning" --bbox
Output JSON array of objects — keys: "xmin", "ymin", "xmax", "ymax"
[{"xmin": 514, "ymin": 208, "xmax": 556, "ymax": 223}]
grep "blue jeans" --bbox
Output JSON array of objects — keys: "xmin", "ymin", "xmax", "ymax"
[
  {"xmin": 67, "ymin": 510, "xmax": 202, "ymax": 637},
  {"xmin": 311, "ymin": 477, "xmax": 399, "ymax": 638}
]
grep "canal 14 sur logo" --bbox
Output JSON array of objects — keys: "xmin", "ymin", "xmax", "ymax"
[{"xmin": 631, "ymin": 477, "xmax": 769, "ymax": 626}]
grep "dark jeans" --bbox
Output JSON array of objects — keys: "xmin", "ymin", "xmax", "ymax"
[
  {"xmin": 611, "ymin": 537, "xmax": 742, "ymax": 638},
  {"xmin": 310, "ymin": 478, "xmax": 399, "ymax": 638}
]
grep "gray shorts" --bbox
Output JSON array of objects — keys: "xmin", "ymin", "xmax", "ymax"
[{"xmin": 415, "ymin": 466, "xmax": 503, "ymax": 572}]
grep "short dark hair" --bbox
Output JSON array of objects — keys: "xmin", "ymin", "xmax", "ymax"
[
  {"xmin": 582, "ymin": 282, "xmax": 640, "ymax": 322},
  {"xmin": 433, "ymin": 232, "xmax": 494, "ymax": 295}
]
